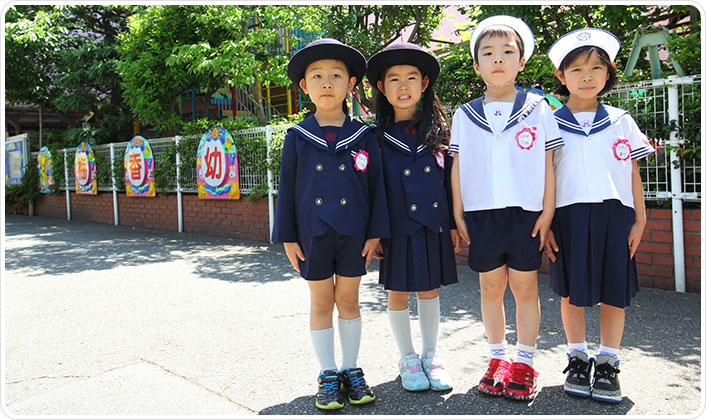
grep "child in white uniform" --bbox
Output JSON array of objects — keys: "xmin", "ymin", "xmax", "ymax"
[
  {"xmin": 547, "ymin": 28, "xmax": 654, "ymax": 403},
  {"xmin": 450, "ymin": 15, "xmax": 563, "ymax": 401}
]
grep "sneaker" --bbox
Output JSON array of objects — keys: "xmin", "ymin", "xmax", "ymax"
[
  {"xmin": 339, "ymin": 367, "xmax": 376, "ymax": 405},
  {"xmin": 503, "ymin": 362, "xmax": 539, "ymax": 401},
  {"xmin": 562, "ymin": 351, "xmax": 593, "ymax": 397},
  {"xmin": 315, "ymin": 370, "xmax": 344, "ymax": 410},
  {"xmin": 478, "ymin": 359, "xmax": 511, "ymax": 396},
  {"xmin": 592, "ymin": 354, "xmax": 622, "ymax": 403},
  {"xmin": 398, "ymin": 353, "xmax": 430, "ymax": 391},
  {"xmin": 422, "ymin": 351, "xmax": 453, "ymax": 391}
]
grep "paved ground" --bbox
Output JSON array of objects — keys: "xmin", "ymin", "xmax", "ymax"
[{"xmin": 2, "ymin": 214, "xmax": 703, "ymax": 417}]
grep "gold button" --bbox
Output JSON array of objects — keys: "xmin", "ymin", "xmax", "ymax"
[
  {"xmin": 339, "ymin": 164, "xmax": 346, "ymax": 172},
  {"xmin": 315, "ymin": 163, "xmax": 323, "ymax": 172},
  {"xmin": 315, "ymin": 198, "xmax": 323, "ymax": 206},
  {"xmin": 403, "ymin": 169, "xmax": 411, "ymax": 176},
  {"xmin": 424, "ymin": 166, "xmax": 431, "ymax": 173},
  {"xmin": 432, "ymin": 202, "xmax": 439, "ymax": 208},
  {"xmin": 410, "ymin": 204, "xmax": 418, "ymax": 212},
  {"xmin": 340, "ymin": 198, "xmax": 347, "ymax": 206}
]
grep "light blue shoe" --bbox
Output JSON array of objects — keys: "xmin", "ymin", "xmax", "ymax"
[
  {"xmin": 398, "ymin": 354, "xmax": 430, "ymax": 391},
  {"xmin": 422, "ymin": 351, "xmax": 453, "ymax": 391}
]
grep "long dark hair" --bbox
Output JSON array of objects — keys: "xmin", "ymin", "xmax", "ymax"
[{"xmin": 373, "ymin": 69, "xmax": 450, "ymax": 153}]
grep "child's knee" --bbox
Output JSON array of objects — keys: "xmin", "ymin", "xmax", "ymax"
[
  {"xmin": 510, "ymin": 282, "xmax": 538, "ymax": 302},
  {"xmin": 310, "ymin": 296, "xmax": 335, "ymax": 315}
]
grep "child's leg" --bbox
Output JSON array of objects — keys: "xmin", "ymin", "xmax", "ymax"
[
  {"xmin": 507, "ymin": 268, "xmax": 540, "ymax": 367},
  {"xmin": 334, "ymin": 274, "xmax": 362, "ymax": 370},
  {"xmin": 599, "ymin": 303, "xmax": 625, "ymax": 355},
  {"xmin": 417, "ymin": 289, "xmax": 439, "ymax": 357},
  {"xmin": 308, "ymin": 277, "xmax": 337, "ymax": 372},
  {"xmin": 561, "ymin": 297, "xmax": 588, "ymax": 353},
  {"xmin": 387, "ymin": 290, "xmax": 415, "ymax": 357},
  {"xmin": 479, "ymin": 265, "xmax": 509, "ymax": 344}
]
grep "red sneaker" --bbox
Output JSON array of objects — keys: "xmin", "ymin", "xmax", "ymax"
[
  {"xmin": 478, "ymin": 359, "xmax": 511, "ymax": 396},
  {"xmin": 503, "ymin": 362, "xmax": 539, "ymax": 401}
]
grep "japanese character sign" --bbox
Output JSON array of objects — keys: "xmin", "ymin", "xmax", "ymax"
[
  {"xmin": 197, "ymin": 126, "xmax": 240, "ymax": 200},
  {"xmin": 74, "ymin": 142, "xmax": 97, "ymax": 194},
  {"xmin": 37, "ymin": 146, "xmax": 54, "ymax": 193},
  {"xmin": 124, "ymin": 136, "xmax": 155, "ymax": 197}
]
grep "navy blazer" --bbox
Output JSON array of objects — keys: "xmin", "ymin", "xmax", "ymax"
[
  {"xmin": 379, "ymin": 121, "xmax": 455, "ymax": 237},
  {"xmin": 272, "ymin": 115, "xmax": 390, "ymax": 242}
]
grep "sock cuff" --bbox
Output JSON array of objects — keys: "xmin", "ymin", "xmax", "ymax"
[
  {"xmin": 387, "ymin": 307, "xmax": 409, "ymax": 314},
  {"xmin": 310, "ymin": 327, "xmax": 334, "ymax": 336},
  {"xmin": 418, "ymin": 295, "xmax": 440, "ymax": 305},
  {"xmin": 516, "ymin": 342, "xmax": 536, "ymax": 353},
  {"xmin": 338, "ymin": 316, "xmax": 361, "ymax": 326},
  {"xmin": 488, "ymin": 341, "xmax": 508, "ymax": 350}
]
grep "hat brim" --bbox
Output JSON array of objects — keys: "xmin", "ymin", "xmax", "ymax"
[
  {"xmin": 287, "ymin": 43, "xmax": 366, "ymax": 85},
  {"xmin": 366, "ymin": 48, "xmax": 440, "ymax": 89}
]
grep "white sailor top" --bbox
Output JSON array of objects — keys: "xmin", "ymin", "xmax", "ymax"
[
  {"xmin": 449, "ymin": 91, "xmax": 563, "ymax": 212},
  {"xmin": 378, "ymin": 121, "xmax": 455, "ymax": 237},
  {"xmin": 553, "ymin": 104, "xmax": 655, "ymax": 209},
  {"xmin": 272, "ymin": 115, "xmax": 390, "ymax": 242}
]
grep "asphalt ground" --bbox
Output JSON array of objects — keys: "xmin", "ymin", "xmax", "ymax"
[{"xmin": 2, "ymin": 214, "xmax": 703, "ymax": 418}]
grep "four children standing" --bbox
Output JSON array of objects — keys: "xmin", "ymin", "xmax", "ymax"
[{"xmin": 273, "ymin": 14, "xmax": 653, "ymax": 410}]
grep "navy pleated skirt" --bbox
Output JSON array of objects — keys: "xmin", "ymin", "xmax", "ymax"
[
  {"xmin": 549, "ymin": 200, "xmax": 639, "ymax": 308},
  {"xmin": 379, "ymin": 227, "xmax": 459, "ymax": 292}
]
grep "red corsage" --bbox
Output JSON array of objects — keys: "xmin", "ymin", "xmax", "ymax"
[
  {"xmin": 435, "ymin": 150, "xmax": 445, "ymax": 168},
  {"xmin": 516, "ymin": 127, "xmax": 536, "ymax": 150},
  {"xmin": 353, "ymin": 150, "xmax": 369, "ymax": 172},
  {"xmin": 612, "ymin": 138, "xmax": 631, "ymax": 161}
]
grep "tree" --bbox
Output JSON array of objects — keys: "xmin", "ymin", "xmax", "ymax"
[
  {"xmin": 5, "ymin": 5, "xmax": 139, "ymax": 145},
  {"xmin": 118, "ymin": 5, "xmax": 325, "ymax": 128}
]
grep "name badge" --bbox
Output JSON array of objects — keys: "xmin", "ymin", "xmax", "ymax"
[
  {"xmin": 435, "ymin": 150, "xmax": 445, "ymax": 168},
  {"xmin": 613, "ymin": 139, "xmax": 631, "ymax": 161},
  {"xmin": 516, "ymin": 127, "xmax": 537, "ymax": 150},
  {"xmin": 353, "ymin": 150, "xmax": 369, "ymax": 172}
]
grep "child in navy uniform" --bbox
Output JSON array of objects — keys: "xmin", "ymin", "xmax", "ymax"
[
  {"xmin": 272, "ymin": 38, "xmax": 390, "ymax": 410},
  {"xmin": 547, "ymin": 28, "xmax": 654, "ymax": 403},
  {"xmin": 450, "ymin": 16, "xmax": 563, "ymax": 401},
  {"xmin": 366, "ymin": 42, "xmax": 461, "ymax": 392}
]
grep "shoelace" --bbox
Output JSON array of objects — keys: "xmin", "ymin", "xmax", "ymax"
[
  {"xmin": 346, "ymin": 371, "xmax": 366, "ymax": 388},
  {"xmin": 510, "ymin": 364, "xmax": 534, "ymax": 385},
  {"xmin": 404, "ymin": 362, "xmax": 423, "ymax": 373},
  {"xmin": 594, "ymin": 362, "xmax": 620, "ymax": 380},
  {"xmin": 322, "ymin": 377, "xmax": 339, "ymax": 392},
  {"xmin": 563, "ymin": 357, "xmax": 591, "ymax": 378}
]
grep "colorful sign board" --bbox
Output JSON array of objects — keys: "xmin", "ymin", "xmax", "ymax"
[
  {"xmin": 124, "ymin": 136, "xmax": 155, "ymax": 197},
  {"xmin": 37, "ymin": 146, "xmax": 54, "ymax": 193},
  {"xmin": 5, "ymin": 135, "xmax": 27, "ymax": 185},
  {"xmin": 74, "ymin": 142, "xmax": 97, "ymax": 194},
  {"xmin": 197, "ymin": 126, "xmax": 240, "ymax": 200}
]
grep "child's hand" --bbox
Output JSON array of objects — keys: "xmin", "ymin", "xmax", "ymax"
[
  {"xmin": 628, "ymin": 220, "xmax": 646, "ymax": 259},
  {"xmin": 373, "ymin": 242, "xmax": 384, "ymax": 259},
  {"xmin": 362, "ymin": 238, "xmax": 381, "ymax": 268},
  {"xmin": 283, "ymin": 242, "xmax": 305, "ymax": 272},
  {"xmin": 455, "ymin": 218, "xmax": 470, "ymax": 245},
  {"xmin": 531, "ymin": 211, "xmax": 553, "ymax": 250},
  {"xmin": 450, "ymin": 229, "xmax": 463, "ymax": 254},
  {"xmin": 544, "ymin": 229, "xmax": 559, "ymax": 262}
]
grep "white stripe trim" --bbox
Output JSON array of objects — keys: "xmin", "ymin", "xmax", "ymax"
[
  {"xmin": 291, "ymin": 125, "xmax": 328, "ymax": 148},
  {"xmin": 417, "ymin": 144, "xmax": 427, "ymax": 153},
  {"xmin": 555, "ymin": 116, "xmax": 583, "ymax": 130},
  {"xmin": 463, "ymin": 103, "xmax": 491, "ymax": 129},
  {"xmin": 336, "ymin": 125, "xmax": 369, "ymax": 150},
  {"xmin": 630, "ymin": 146, "xmax": 653, "ymax": 160},
  {"xmin": 383, "ymin": 132, "xmax": 411, "ymax": 152}
]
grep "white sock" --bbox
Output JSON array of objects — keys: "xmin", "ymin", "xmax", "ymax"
[
  {"xmin": 418, "ymin": 296, "xmax": 440, "ymax": 357},
  {"xmin": 515, "ymin": 342, "xmax": 536, "ymax": 367},
  {"xmin": 489, "ymin": 341, "xmax": 510, "ymax": 362},
  {"xmin": 338, "ymin": 316, "xmax": 361, "ymax": 370},
  {"xmin": 388, "ymin": 308, "xmax": 416, "ymax": 358},
  {"xmin": 310, "ymin": 327, "xmax": 337, "ymax": 372},
  {"xmin": 598, "ymin": 344, "xmax": 620, "ymax": 361},
  {"xmin": 568, "ymin": 341, "xmax": 588, "ymax": 354}
]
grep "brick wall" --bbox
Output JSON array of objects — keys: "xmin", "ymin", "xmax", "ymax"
[
  {"xmin": 33, "ymin": 193, "xmax": 67, "ymax": 219},
  {"xmin": 181, "ymin": 194, "xmax": 270, "ymax": 241}
]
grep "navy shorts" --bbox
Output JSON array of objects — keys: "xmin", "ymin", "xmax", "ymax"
[
  {"xmin": 298, "ymin": 229, "xmax": 367, "ymax": 280},
  {"xmin": 464, "ymin": 207, "xmax": 541, "ymax": 273}
]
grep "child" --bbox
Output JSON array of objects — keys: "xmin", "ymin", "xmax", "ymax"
[
  {"xmin": 547, "ymin": 28, "xmax": 654, "ymax": 403},
  {"xmin": 272, "ymin": 38, "xmax": 390, "ymax": 410},
  {"xmin": 366, "ymin": 42, "xmax": 461, "ymax": 392},
  {"xmin": 449, "ymin": 16, "xmax": 563, "ymax": 401}
]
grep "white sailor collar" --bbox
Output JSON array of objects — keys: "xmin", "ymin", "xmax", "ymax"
[
  {"xmin": 459, "ymin": 91, "xmax": 545, "ymax": 134},
  {"xmin": 382, "ymin": 121, "xmax": 427, "ymax": 157},
  {"xmin": 554, "ymin": 103, "xmax": 629, "ymax": 136},
  {"xmin": 291, "ymin": 115, "xmax": 372, "ymax": 153}
]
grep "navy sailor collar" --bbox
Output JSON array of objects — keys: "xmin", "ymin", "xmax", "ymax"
[
  {"xmin": 554, "ymin": 103, "xmax": 629, "ymax": 136},
  {"xmin": 382, "ymin": 121, "xmax": 427, "ymax": 157},
  {"xmin": 291, "ymin": 115, "xmax": 372, "ymax": 153},
  {"xmin": 459, "ymin": 91, "xmax": 544, "ymax": 134}
]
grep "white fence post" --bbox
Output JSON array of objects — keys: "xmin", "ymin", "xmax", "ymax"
[
  {"xmin": 63, "ymin": 149, "xmax": 71, "ymax": 221},
  {"xmin": 266, "ymin": 125, "xmax": 275, "ymax": 243},
  {"xmin": 666, "ymin": 76, "xmax": 686, "ymax": 292},
  {"xmin": 110, "ymin": 143, "xmax": 119, "ymax": 226},
  {"xmin": 175, "ymin": 136, "xmax": 183, "ymax": 233}
]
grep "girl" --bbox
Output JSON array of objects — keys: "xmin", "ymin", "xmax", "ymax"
[
  {"xmin": 366, "ymin": 42, "xmax": 461, "ymax": 392},
  {"xmin": 547, "ymin": 28, "xmax": 654, "ymax": 403},
  {"xmin": 450, "ymin": 16, "xmax": 563, "ymax": 401},
  {"xmin": 272, "ymin": 38, "xmax": 390, "ymax": 410}
]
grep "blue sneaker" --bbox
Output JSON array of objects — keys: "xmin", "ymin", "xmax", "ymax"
[
  {"xmin": 339, "ymin": 367, "xmax": 375, "ymax": 405},
  {"xmin": 422, "ymin": 351, "xmax": 453, "ymax": 391},
  {"xmin": 398, "ymin": 354, "xmax": 430, "ymax": 391},
  {"xmin": 315, "ymin": 370, "xmax": 344, "ymax": 410}
]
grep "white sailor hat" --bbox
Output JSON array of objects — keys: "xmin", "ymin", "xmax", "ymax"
[
  {"xmin": 470, "ymin": 15, "xmax": 535, "ymax": 62},
  {"xmin": 548, "ymin": 28, "xmax": 621, "ymax": 69}
]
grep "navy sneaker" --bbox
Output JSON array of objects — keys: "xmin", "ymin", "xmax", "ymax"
[
  {"xmin": 562, "ymin": 351, "xmax": 593, "ymax": 397},
  {"xmin": 339, "ymin": 367, "xmax": 375, "ymax": 405},
  {"xmin": 315, "ymin": 370, "xmax": 344, "ymax": 410},
  {"xmin": 592, "ymin": 355, "xmax": 622, "ymax": 403}
]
